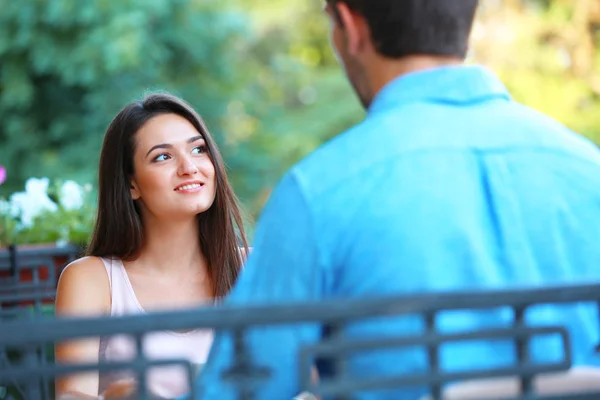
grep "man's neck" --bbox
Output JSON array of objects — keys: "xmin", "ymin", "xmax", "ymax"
[{"xmin": 366, "ymin": 55, "xmax": 464, "ymax": 104}]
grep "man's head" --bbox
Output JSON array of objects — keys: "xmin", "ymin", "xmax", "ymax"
[{"xmin": 324, "ymin": 0, "xmax": 480, "ymax": 108}]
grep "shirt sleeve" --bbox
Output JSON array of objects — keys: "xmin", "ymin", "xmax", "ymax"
[{"xmin": 193, "ymin": 171, "xmax": 325, "ymax": 400}]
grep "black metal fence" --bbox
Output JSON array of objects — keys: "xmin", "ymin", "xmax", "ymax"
[
  {"xmin": 2, "ymin": 245, "xmax": 600, "ymax": 400},
  {"xmin": 0, "ymin": 244, "xmax": 80, "ymax": 317},
  {"xmin": 0, "ymin": 244, "xmax": 81, "ymax": 400}
]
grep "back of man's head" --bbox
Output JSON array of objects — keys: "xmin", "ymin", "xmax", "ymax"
[{"xmin": 329, "ymin": 0, "xmax": 480, "ymax": 59}]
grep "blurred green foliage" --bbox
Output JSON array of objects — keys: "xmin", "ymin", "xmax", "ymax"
[
  {"xmin": 0, "ymin": 0, "xmax": 271, "ymax": 203},
  {"xmin": 474, "ymin": 0, "xmax": 600, "ymax": 143},
  {"xmin": 0, "ymin": 0, "xmax": 598, "ymax": 245}
]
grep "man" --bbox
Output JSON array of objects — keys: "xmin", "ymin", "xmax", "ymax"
[{"xmin": 194, "ymin": 0, "xmax": 600, "ymax": 398}]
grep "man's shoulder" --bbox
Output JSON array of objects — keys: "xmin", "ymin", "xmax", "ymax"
[
  {"xmin": 289, "ymin": 117, "xmax": 395, "ymax": 196},
  {"xmin": 509, "ymin": 102, "xmax": 600, "ymax": 163}
]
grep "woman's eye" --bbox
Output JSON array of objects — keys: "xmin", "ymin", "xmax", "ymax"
[
  {"xmin": 192, "ymin": 145, "xmax": 207, "ymax": 155},
  {"xmin": 153, "ymin": 153, "xmax": 170, "ymax": 162}
]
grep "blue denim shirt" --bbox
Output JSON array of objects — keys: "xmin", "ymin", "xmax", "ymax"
[{"xmin": 191, "ymin": 65, "xmax": 600, "ymax": 399}]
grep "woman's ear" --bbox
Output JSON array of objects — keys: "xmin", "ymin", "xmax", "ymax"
[{"xmin": 130, "ymin": 180, "xmax": 141, "ymax": 200}]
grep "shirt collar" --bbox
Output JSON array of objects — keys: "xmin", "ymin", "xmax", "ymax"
[{"xmin": 368, "ymin": 64, "xmax": 511, "ymax": 116}]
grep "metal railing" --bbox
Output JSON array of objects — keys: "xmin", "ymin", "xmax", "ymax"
[
  {"xmin": 0, "ymin": 244, "xmax": 81, "ymax": 400},
  {"xmin": 0, "ymin": 244, "xmax": 81, "ymax": 315},
  {"xmin": 2, "ymin": 278, "xmax": 600, "ymax": 400}
]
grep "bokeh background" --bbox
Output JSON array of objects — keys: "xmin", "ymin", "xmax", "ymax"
[{"xmin": 1, "ymin": 0, "xmax": 599, "ymax": 245}]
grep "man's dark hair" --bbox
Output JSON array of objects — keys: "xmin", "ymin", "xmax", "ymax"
[{"xmin": 328, "ymin": 0, "xmax": 479, "ymax": 59}]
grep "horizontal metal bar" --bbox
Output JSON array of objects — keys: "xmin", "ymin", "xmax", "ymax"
[
  {"xmin": 0, "ymin": 308, "xmax": 26, "ymax": 318},
  {"xmin": 0, "ymin": 261, "xmax": 71, "ymax": 271},
  {"xmin": 302, "ymin": 326, "xmax": 568, "ymax": 358},
  {"xmin": 530, "ymin": 394, "xmax": 600, "ymax": 400},
  {"xmin": 429, "ymin": 393, "xmax": 600, "ymax": 400},
  {"xmin": 0, "ymin": 358, "xmax": 194, "ymax": 383},
  {"xmin": 314, "ymin": 361, "xmax": 571, "ymax": 397},
  {"xmin": 0, "ymin": 246, "xmax": 80, "ymax": 274},
  {"xmin": 0, "ymin": 282, "xmax": 56, "ymax": 292},
  {"xmin": 0, "ymin": 244, "xmax": 80, "ymax": 259},
  {"xmin": 0, "ymin": 289, "xmax": 56, "ymax": 303},
  {"xmin": 1, "ymin": 282, "xmax": 599, "ymax": 346},
  {"xmin": 0, "ymin": 306, "xmax": 52, "ymax": 319},
  {"xmin": 0, "ymin": 257, "xmax": 58, "ymax": 269}
]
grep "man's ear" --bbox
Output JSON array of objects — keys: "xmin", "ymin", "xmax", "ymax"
[
  {"xmin": 335, "ymin": 2, "xmax": 370, "ymax": 56},
  {"xmin": 130, "ymin": 180, "xmax": 141, "ymax": 200}
]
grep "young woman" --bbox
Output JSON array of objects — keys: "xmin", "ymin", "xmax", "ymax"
[{"xmin": 54, "ymin": 93, "xmax": 249, "ymax": 399}]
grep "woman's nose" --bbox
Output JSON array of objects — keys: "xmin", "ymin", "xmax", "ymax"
[{"xmin": 178, "ymin": 156, "xmax": 199, "ymax": 176}]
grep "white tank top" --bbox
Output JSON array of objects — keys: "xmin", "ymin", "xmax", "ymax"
[{"xmin": 97, "ymin": 257, "xmax": 214, "ymax": 398}]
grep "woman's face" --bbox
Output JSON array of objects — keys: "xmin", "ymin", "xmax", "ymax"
[{"xmin": 130, "ymin": 113, "xmax": 217, "ymax": 220}]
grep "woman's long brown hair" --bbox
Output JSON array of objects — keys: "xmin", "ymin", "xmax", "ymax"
[{"xmin": 86, "ymin": 93, "xmax": 249, "ymax": 297}]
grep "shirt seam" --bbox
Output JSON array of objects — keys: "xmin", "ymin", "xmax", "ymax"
[
  {"xmin": 368, "ymin": 93, "xmax": 511, "ymax": 116},
  {"xmin": 288, "ymin": 169, "xmax": 327, "ymax": 287},
  {"xmin": 295, "ymin": 145, "xmax": 600, "ymax": 206}
]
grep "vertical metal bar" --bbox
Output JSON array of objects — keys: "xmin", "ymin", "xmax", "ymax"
[
  {"xmin": 186, "ymin": 361, "xmax": 197, "ymax": 399},
  {"xmin": 232, "ymin": 328, "xmax": 254, "ymax": 400},
  {"xmin": 38, "ymin": 342, "xmax": 51, "ymax": 400},
  {"xmin": 223, "ymin": 328, "xmax": 272, "ymax": 400},
  {"xmin": 8, "ymin": 245, "xmax": 17, "ymax": 283},
  {"xmin": 23, "ymin": 345, "xmax": 42, "ymax": 400},
  {"xmin": 426, "ymin": 312, "xmax": 441, "ymax": 400},
  {"xmin": 5, "ymin": 245, "xmax": 18, "ymax": 310},
  {"xmin": 0, "ymin": 348, "xmax": 27, "ymax": 400},
  {"xmin": 514, "ymin": 306, "xmax": 533, "ymax": 395},
  {"xmin": 30, "ymin": 260, "xmax": 52, "ymax": 400},
  {"xmin": 33, "ymin": 266, "xmax": 42, "ymax": 317},
  {"xmin": 595, "ymin": 301, "xmax": 600, "ymax": 354},
  {"xmin": 298, "ymin": 350, "xmax": 313, "ymax": 394},
  {"xmin": 135, "ymin": 334, "xmax": 149, "ymax": 400},
  {"xmin": 323, "ymin": 321, "xmax": 349, "ymax": 400}
]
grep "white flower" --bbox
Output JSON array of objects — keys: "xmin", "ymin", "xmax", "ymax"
[
  {"xmin": 9, "ymin": 177, "xmax": 58, "ymax": 228},
  {"xmin": 60, "ymin": 180, "xmax": 84, "ymax": 211}
]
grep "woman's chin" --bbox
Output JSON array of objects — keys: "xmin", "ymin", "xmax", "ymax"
[{"xmin": 189, "ymin": 202, "xmax": 212, "ymax": 216}]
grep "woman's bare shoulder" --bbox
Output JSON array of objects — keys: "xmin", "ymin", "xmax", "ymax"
[
  {"xmin": 56, "ymin": 256, "xmax": 111, "ymax": 316},
  {"xmin": 59, "ymin": 256, "xmax": 109, "ymax": 287}
]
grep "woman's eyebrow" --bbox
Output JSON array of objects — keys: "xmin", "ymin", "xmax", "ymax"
[{"xmin": 145, "ymin": 135, "xmax": 205, "ymax": 157}]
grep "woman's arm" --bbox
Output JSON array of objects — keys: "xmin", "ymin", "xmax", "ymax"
[
  {"xmin": 57, "ymin": 379, "xmax": 137, "ymax": 400},
  {"xmin": 54, "ymin": 257, "xmax": 111, "ymax": 398}
]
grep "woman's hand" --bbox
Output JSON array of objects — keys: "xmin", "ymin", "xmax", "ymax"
[
  {"xmin": 57, "ymin": 378, "xmax": 137, "ymax": 400},
  {"xmin": 101, "ymin": 378, "xmax": 137, "ymax": 399}
]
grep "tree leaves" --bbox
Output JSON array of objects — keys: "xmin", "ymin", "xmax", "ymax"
[{"xmin": 0, "ymin": 0, "xmax": 598, "ymax": 229}]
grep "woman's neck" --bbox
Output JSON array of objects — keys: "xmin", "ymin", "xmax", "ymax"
[{"xmin": 132, "ymin": 216, "xmax": 207, "ymax": 277}]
